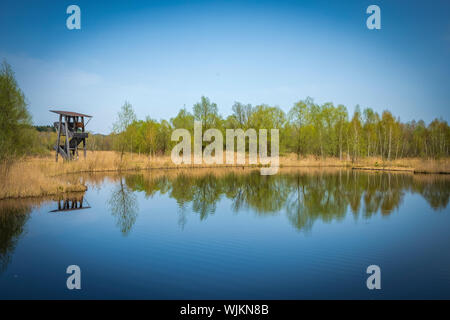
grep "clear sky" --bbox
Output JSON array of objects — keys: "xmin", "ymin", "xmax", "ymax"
[{"xmin": 1, "ymin": 0, "xmax": 449, "ymax": 133}]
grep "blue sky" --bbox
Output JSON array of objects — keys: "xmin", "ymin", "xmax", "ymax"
[{"xmin": 1, "ymin": 0, "xmax": 449, "ymax": 133}]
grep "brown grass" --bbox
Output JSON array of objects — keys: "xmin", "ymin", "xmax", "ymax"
[
  {"xmin": 0, "ymin": 151, "xmax": 448, "ymax": 199},
  {"xmin": 0, "ymin": 161, "xmax": 87, "ymax": 200},
  {"xmin": 351, "ymin": 157, "xmax": 450, "ymax": 174}
]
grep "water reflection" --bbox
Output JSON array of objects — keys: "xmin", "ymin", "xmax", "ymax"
[
  {"xmin": 49, "ymin": 194, "xmax": 90, "ymax": 213},
  {"xmin": 108, "ymin": 177, "xmax": 139, "ymax": 236},
  {"xmin": 0, "ymin": 170, "xmax": 448, "ymax": 273},
  {"xmin": 0, "ymin": 193, "xmax": 90, "ymax": 273},
  {"xmin": 124, "ymin": 169, "xmax": 449, "ymax": 231},
  {"xmin": 0, "ymin": 200, "xmax": 31, "ymax": 273},
  {"xmin": 413, "ymin": 175, "xmax": 450, "ymax": 210}
]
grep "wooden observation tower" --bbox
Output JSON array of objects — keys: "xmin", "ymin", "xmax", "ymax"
[{"xmin": 51, "ymin": 110, "xmax": 92, "ymax": 161}]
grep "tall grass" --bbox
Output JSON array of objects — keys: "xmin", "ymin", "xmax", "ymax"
[
  {"xmin": 0, "ymin": 151, "xmax": 448, "ymax": 199},
  {"xmin": 0, "ymin": 160, "xmax": 86, "ymax": 199}
]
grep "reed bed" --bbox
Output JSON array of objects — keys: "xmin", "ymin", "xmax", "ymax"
[{"xmin": 0, "ymin": 151, "xmax": 448, "ymax": 199}]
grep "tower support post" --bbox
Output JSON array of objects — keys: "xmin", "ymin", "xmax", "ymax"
[
  {"xmin": 82, "ymin": 116, "xmax": 86, "ymax": 159},
  {"xmin": 55, "ymin": 114, "xmax": 62, "ymax": 162},
  {"xmin": 64, "ymin": 115, "xmax": 71, "ymax": 160}
]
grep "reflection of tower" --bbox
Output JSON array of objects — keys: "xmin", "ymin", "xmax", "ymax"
[{"xmin": 50, "ymin": 196, "xmax": 91, "ymax": 213}]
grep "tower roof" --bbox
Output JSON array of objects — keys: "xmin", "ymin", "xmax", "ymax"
[{"xmin": 50, "ymin": 110, "xmax": 92, "ymax": 117}]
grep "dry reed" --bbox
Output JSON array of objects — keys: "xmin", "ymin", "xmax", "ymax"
[{"xmin": 0, "ymin": 151, "xmax": 448, "ymax": 199}]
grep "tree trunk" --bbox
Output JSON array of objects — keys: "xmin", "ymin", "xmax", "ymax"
[{"xmin": 388, "ymin": 125, "xmax": 392, "ymax": 161}]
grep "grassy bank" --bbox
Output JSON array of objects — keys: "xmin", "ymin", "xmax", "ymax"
[
  {"xmin": 0, "ymin": 151, "xmax": 448, "ymax": 199},
  {"xmin": 0, "ymin": 160, "xmax": 87, "ymax": 200}
]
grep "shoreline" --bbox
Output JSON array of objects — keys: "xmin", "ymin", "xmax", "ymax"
[{"xmin": 1, "ymin": 151, "xmax": 449, "ymax": 200}]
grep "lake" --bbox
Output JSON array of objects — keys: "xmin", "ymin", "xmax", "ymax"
[{"xmin": 0, "ymin": 168, "xmax": 449, "ymax": 299}]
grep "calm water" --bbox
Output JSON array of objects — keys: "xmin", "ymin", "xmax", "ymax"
[{"xmin": 0, "ymin": 169, "xmax": 449, "ymax": 299}]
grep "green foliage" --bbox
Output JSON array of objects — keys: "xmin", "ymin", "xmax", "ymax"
[
  {"xmin": 0, "ymin": 60, "xmax": 33, "ymax": 163},
  {"xmin": 193, "ymin": 96, "xmax": 220, "ymax": 130},
  {"xmin": 105, "ymin": 96, "xmax": 449, "ymax": 160},
  {"xmin": 112, "ymin": 101, "xmax": 137, "ymax": 158},
  {"xmin": 231, "ymin": 102, "xmax": 253, "ymax": 128},
  {"xmin": 86, "ymin": 133, "xmax": 113, "ymax": 151},
  {"xmin": 284, "ymin": 99, "xmax": 449, "ymax": 160},
  {"xmin": 34, "ymin": 125, "xmax": 55, "ymax": 132},
  {"xmin": 171, "ymin": 108, "xmax": 194, "ymax": 131}
]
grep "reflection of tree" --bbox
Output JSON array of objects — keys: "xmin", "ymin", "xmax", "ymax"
[
  {"xmin": 168, "ymin": 173, "xmax": 223, "ymax": 220},
  {"xmin": 191, "ymin": 174, "xmax": 222, "ymax": 220},
  {"xmin": 340, "ymin": 172, "xmax": 405, "ymax": 217},
  {"xmin": 123, "ymin": 170, "xmax": 449, "ymax": 232},
  {"xmin": 286, "ymin": 175, "xmax": 311, "ymax": 231},
  {"xmin": 421, "ymin": 184, "xmax": 449, "ymax": 210},
  {"xmin": 170, "ymin": 174, "xmax": 195, "ymax": 207},
  {"xmin": 169, "ymin": 174, "xmax": 194, "ymax": 228},
  {"xmin": 0, "ymin": 203, "xmax": 30, "ymax": 273},
  {"xmin": 177, "ymin": 205, "xmax": 188, "ymax": 230},
  {"xmin": 411, "ymin": 175, "xmax": 450, "ymax": 210},
  {"xmin": 222, "ymin": 172, "xmax": 249, "ymax": 211},
  {"xmin": 125, "ymin": 174, "xmax": 169, "ymax": 198},
  {"xmin": 285, "ymin": 173, "xmax": 347, "ymax": 231},
  {"xmin": 108, "ymin": 178, "xmax": 138, "ymax": 236},
  {"xmin": 242, "ymin": 172, "xmax": 290, "ymax": 214},
  {"xmin": 223, "ymin": 172, "xmax": 290, "ymax": 214}
]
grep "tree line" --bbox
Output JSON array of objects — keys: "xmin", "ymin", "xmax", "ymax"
[{"xmin": 106, "ymin": 96, "xmax": 449, "ymax": 160}]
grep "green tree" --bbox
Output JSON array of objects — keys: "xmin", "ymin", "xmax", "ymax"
[
  {"xmin": 112, "ymin": 101, "xmax": 137, "ymax": 160},
  {"xmin": 308, "ymin": 101, "xmax": 324, "ymax": 157},
  {"xmin": 193, "ymin": 96, "xmax": 220, "ymax": 130},
  {"xmin": 231, "ymin": 102, "xmax": 253, "ymax": 128},
  {"xmin": 349, "ymin": 106, "xmax": 363, "ymax": 162},
  {"xmin": 380, "ymin": 111, "xmax": 395, "ymax": 160},
  {"xmin": 156, "ymin": 120, "xmax": 172, "ymax": 155},
  {"xmin": 363, "ymin": 108, "xmax": 379, "ymax": 157},
  {"xmin": 0, "ymin": 60, "xmax": 32, "ymax": 165},
  {"xmin": 335, "ymin": 104, "xmax": 348, "ymax": 160},
  {"xmin": 249, "ymin": 104, "xmax": 286, "ymax": 153},
  {"xmin": 288, "ymin": 99, "xmax": 309, "ymax": 158},
  {"xmin": 321, "ymin": 102, "xmax": 338, "ymax": 157},
  {"xmin": 171, "ymin": 107, "xmax": 194, "ymax": 131}
]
